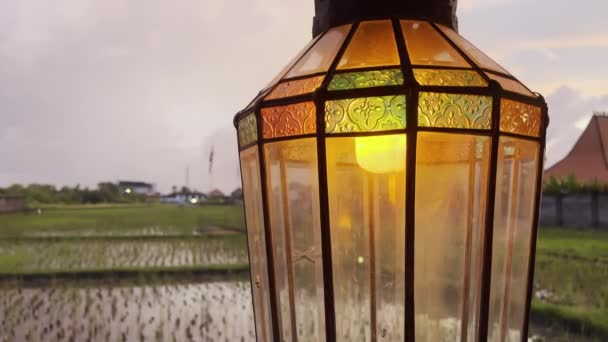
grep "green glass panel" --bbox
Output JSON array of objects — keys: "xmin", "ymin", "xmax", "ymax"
[
  {"xmin": 325, "ymin": 95, "xmax": 406, "ymax": 133},
  {"xmin": 238, "ymin": 113, "xmax": 258, "ymax": 147},
  {"xmin": 328, "ymin": 69, "xmax": 404, "ymax": 91},
  {"xmin": 418, "ymin": 92, "xmax": 492, "ymax": 129}
]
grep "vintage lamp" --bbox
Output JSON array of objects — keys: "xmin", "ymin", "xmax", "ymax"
[{"xmin": 234, "ymin": 0, "xmax": 548, "ymax": 341}]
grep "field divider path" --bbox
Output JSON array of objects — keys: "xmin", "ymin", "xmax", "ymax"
[{"xmin": 0, "ymin": 264, "xmax": 251, "ymax": 282}]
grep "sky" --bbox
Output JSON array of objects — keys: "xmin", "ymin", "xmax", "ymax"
[{"xmin": 1, "ymin": 0, "xmax": 607, "ymax": 193}]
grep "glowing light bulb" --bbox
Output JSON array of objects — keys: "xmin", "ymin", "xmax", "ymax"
[{"xmin": 355, "ymin": 135, "xmax": 406, "ymax": 174}]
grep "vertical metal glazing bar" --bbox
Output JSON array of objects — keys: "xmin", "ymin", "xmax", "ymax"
[
  {"xmin": 500, "ymin": 152, "xmax": 521, "ymax": 342},
  {"xmin": 461, "ymin": 141, "xmax": 477, "ymax": 342},
  {"xmin": 236, "ymin": 133, "xmax": 261, "ymax": 342},
  {"xmin": 314, "ymin": 22, "xmax": 359, "ymax": 341},
  {"xmin": 255, "ymin": 105, "xmax": 282, "ymax": 342},
  {"xmin": 280, "ymin": 158, "xmax": 299, "ymax": 342},
  {"xmin": 521, "ymin": 101, "xmax": 549, "ymax": 341},
  {"xmin": 478, "ymin": 82, "xmax": 502, "ymax": 342},
  {"xmin": 314, "ymin": 96, "xmax": 336, "ymax": 341},
  {"xmin": 369, "ymin": 174, "xmax": 377, "ymax": 342},
  {"xmin": 392, "ymin": 18, "xmax": 418, "ymax": 342}
]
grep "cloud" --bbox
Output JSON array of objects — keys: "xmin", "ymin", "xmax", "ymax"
[
  {"xmin": 545, "ymin": 87, "xmax": 608, "ymax": 167},
  {"xmin": 519, "ymin": 34, "xmax": 608, "ymax": 51},
  {"xmin": 1, "ymin": 0, "xmax": 605, "ymax": 193},
  {"xmin": 0, "ymin": 0, "xmax": 313, "ymax": 193},
  {"xmin": 458, "ymin": 0, "xmax": 514, "ymax": 13}
]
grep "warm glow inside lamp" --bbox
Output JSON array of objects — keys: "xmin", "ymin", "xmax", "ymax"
[{"xmin": 234, "ymin": 0, "xmax": 548, "ymax": 341}]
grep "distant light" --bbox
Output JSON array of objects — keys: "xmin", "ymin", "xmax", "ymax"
[
  {"xmin": 357, "ymin": 256, "xmax": 365, "ymax": 264},
  {"xmin": 190, "ymin": 198, "xmax": 199, "ymax": 204},
  {"xmin": 125, "ymin": 188, "xmax": 132, "ymax": 194}
]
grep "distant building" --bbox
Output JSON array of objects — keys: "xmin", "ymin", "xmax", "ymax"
[
  {"xmin": 160, "ymin": 191, "xmax": 207, "ymax": 205},
  {"xmin": 230, "ymin": 188, "xmax": 243, "ymax": 205},
  {"xmin": 230, "ymin": 188, "xmax": 243, "ymax": 199},
  {"xmin": 117, "ymin": 181, "xmax": 155, "ymax": 196},
  {"xmin": 545, "ymin": 115, "xmax": 608, "ymax": 183},
  {"xmin": 0, "ymin": 195, "xmax": 27, "ymax": 214},
  {"xmin": 208, "ymin": 189, "xmax": 226, "ymax": 199}
]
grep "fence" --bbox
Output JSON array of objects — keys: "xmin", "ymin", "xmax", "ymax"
[
  {"xmin": 0, "ymin": 196, "xmax": 27, "ymax": 214},
  {"xmin": 540, "ymin": 192, "xmax": 608, "ymax": 229}
]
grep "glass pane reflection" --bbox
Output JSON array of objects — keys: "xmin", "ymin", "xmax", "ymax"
[
  {"xmin": 240, "ymin": 146, "xmax": 274, "ymax": 342},
  {"xmin": 488, "ymin": 138, "xmax": 539, "ymax": 342},
  {"xmin": 415, "ymin": 133, "xmax": 491, "ymax": 342},
  {"xmin": 326, "ymin": 136, "xmax": 406, "ymax": 341},
  {"xmin": 265, "ymin": 139, "xmax": 326, "ymax": 342}
]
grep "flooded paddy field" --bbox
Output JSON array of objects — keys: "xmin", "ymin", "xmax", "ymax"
[{"xmin": 0, "ymin": 273, "xmax": 255, "ymax": 342}]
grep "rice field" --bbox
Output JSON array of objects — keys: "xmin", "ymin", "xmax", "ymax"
[
  {"xmin": 0, "ymin": 237, "xmax": 248, "ymax": 274},
  {"xmin": 0, "ymin": 206, "xmax": 605, "ymax": 341},
  {"xmin": 0, "ymin": 205, "xmax": 255, "ymax": 342},
  {"xmin": 0, "ymin": 274, "xmax": 255, "ymax": 342}
]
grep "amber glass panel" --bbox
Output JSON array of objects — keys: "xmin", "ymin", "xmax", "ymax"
[
  {"xmin": 238, "ymin": 113, "xmax": 258, "ymax": 147},
  {"xmin": 266, "ymin": 76, "xmax": 325, "ymax": 100},
  {"xmin": 438, "ymin": 25, "xmax": 510, "ymax": 75},
  {"xmin": 328, "ymin": 69, "xmax": 404, "ymax": 91},
  {"xmin": 286, "ymin": 25, "xmax": 351, "ymax": 78},
  {"xmin": 401, "ymin": 20, "xmax": 470, "ymax": 68},
  {"xmin": 262, "ymin": 102, "xmax": 316, "ymax": 139},
  {"xmin": 488, "ymin": 138, "xmax": 539, "ymax": 342},
  {"xmin": 500, "ymin": 99, "xmax": 542, "ymax": 137},
  {"xmin": 418, "ymin": 92, "xmax": 492, "ymax": 129},
  {"xmin": 267, "ymin": 35, "xmax": 322, "ymax": 88},
  {"xmin": 487, "ymin": 73, "xmax": 536, "ymax": 98},
  {"xmin": 325, "ymin": 96, "xmax": 406, "ymax": 133},
  {"xmin": 326, "ymin": 136, "xmax": 406, "ymax": 341},
  {"xmin": 265, "ymin": 139, "xmax": 326, "ymax": 342},
  {"xmin": 240, "ymin": 146, "xmax": 274, "ymax": 342},
  {"xmin": 415, "ymin": 133, "xmax": 490, "ymax": 342},
  {"xmin": 414, "ymin": 69, "xmax": 487, "ymax": 87},
  {"xmin": 337, "ymin": 20, "xmax": 400, "ymax": 70}
]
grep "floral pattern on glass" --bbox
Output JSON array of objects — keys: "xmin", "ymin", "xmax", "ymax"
[
  {"xmin": 328, "ymin": 69, "xmax": 404, "ymax": 91},
  {"xmin": 325, "ymin": 96, "xmax": 406, "ymax": 133},
  {"xmin": 266, "ymin": 76, "xmax": 325, "ymax": 100},
  {"xmin": 238, "ymin": 113, "xmax": 258, "ymax": 147},
  {"xmin": 414, "ymin": 69, "xmax": 488, "ymax": 87},
  {"xmin": 500, "ymin": 99, "xmax": 542, "ymax": 137},
  {"xmin": 262, "ymin": 102, "xmax": 316, "ymax": 139},
  {"xmin": 418, "ymin": 92, "xmax": 492, "ymax": 129}
]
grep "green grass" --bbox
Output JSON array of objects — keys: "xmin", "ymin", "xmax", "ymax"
[
  {"xmin": 537, "ymin": 227, "xmax": 608, "ymax": 262},
  {"xmin": 531, "ymin": 300, "xmax": 608, "ymax": 339},
  {"xmin": 531, "ymin": 227, "xmax": 608, "ymax": 339},
  {"xmin": 0, "ymin": 235, "xmax": 248, "ymax": 275},
  {"xmin": 0, "ymin": 204, "xmax": 245, "ymax": 238}
]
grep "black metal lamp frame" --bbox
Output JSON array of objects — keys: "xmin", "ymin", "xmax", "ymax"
[{"xmin": 234, "ymin": 18, "xmax": 548, "ymax": 342}]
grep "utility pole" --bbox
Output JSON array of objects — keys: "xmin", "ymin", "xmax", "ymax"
[{"xmin": 185, "ymin": 165, "xmax": 190, "ymax": 190}]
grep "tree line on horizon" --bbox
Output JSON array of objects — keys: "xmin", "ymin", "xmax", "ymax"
[
  {"xmin": 544, "ymin": 175, "xmax": 608, "ymax": 195},
  {"xmin": 0, "ymin": 183, "xmax": 146, "ymax": 205}
]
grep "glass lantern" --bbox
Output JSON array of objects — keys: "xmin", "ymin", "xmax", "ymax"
[{"xmin": 235, "ymin": 16, "xmax": 547, "ymax": 342}]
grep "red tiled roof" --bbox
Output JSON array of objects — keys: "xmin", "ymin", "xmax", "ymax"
[{"xmin": 545, "ymin": 115, "xmax": 608, "ymax": 183}]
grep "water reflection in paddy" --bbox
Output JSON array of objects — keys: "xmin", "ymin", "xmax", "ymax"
[{"xmin": 0, "ymin": 274, "xmax": 255, "ymax": 342}]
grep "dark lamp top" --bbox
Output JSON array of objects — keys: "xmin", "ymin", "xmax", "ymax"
[{"xmin": 313, "ymin": 0, "xmax": 458, "ymax": 37}]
